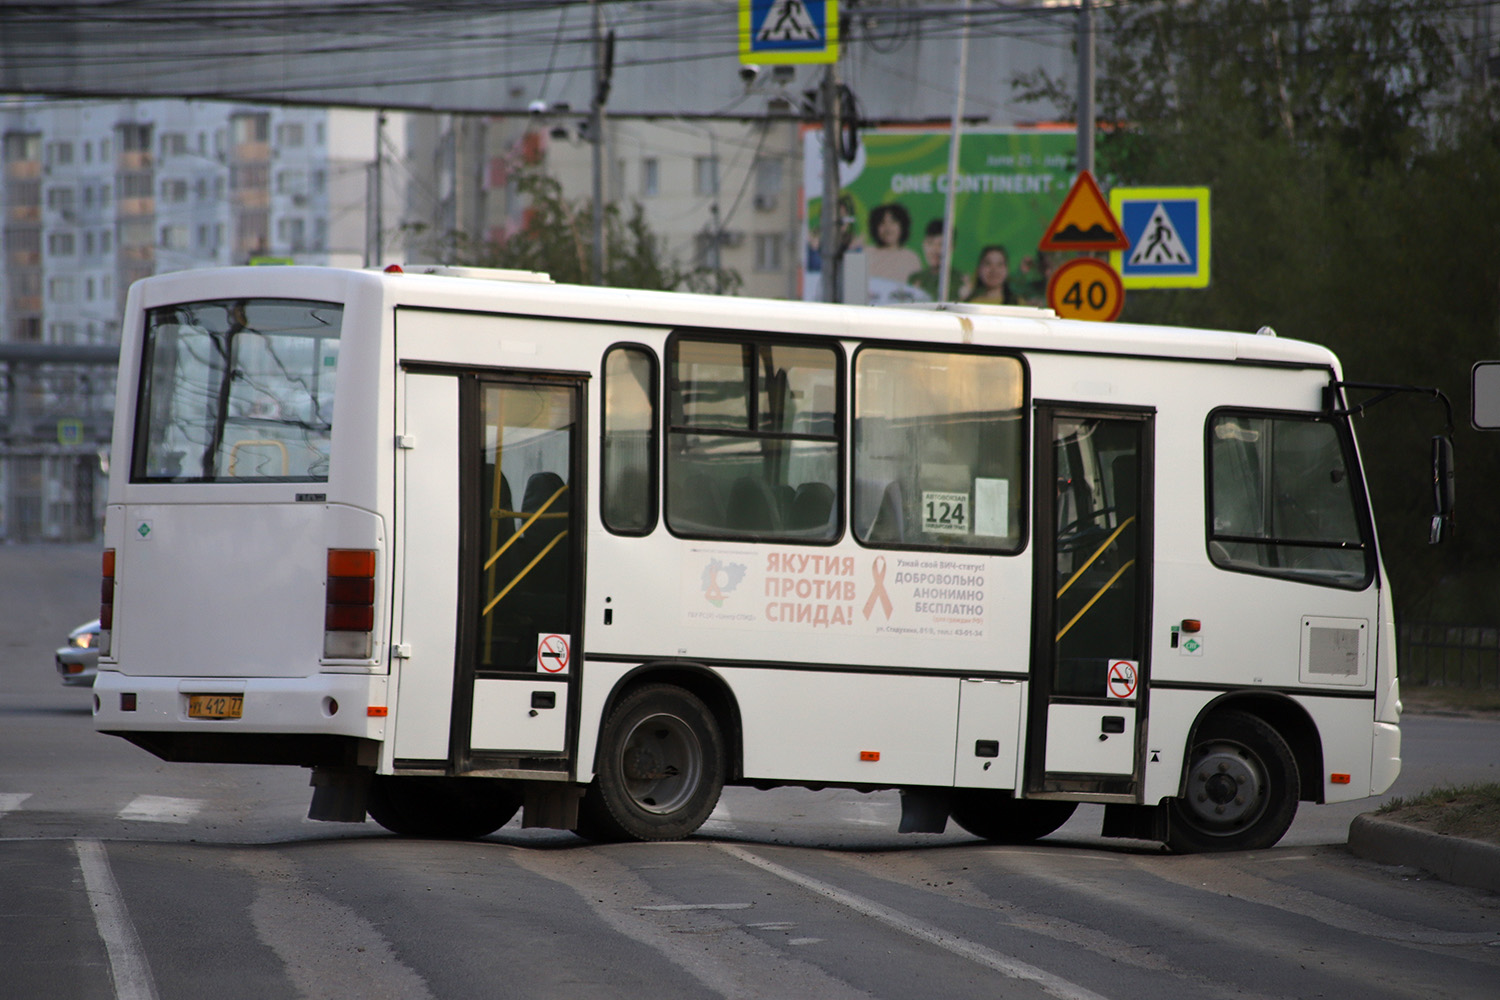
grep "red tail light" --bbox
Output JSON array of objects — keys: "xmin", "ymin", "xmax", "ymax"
[
  {"xmin": 100, "ymin": 548, "xmax": 116, "ymax": 630},
  {"xmin": 324, "ymin": 549, "xmax": 376, "ymax": 658}
]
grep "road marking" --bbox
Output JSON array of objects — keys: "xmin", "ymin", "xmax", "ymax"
[
  {"xmin": 635, "ymin": 902, "xmax": 753, "ymax": 911},
  {"xmin": 0, "ymin": 792, "xmax": 31, "ymax": 816},
  {"xmin": 719, "ymin": 844, "xmax": 1113, "ymax": 1000},
  {"xmin": 118, "ymin": 795, "xmax": 201, "ymax": 823},
  {"xmin": 74, "ymin": 839, "xmax": 160, "ymax": 1000}
]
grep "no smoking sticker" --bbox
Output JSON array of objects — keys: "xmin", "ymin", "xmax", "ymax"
[
  {"xmin": 1107, "ymin": 659, "xmax": 1138, "ymax": 700},
  {"xmin": 537, "ymin": 633, "xmax": 571, "ymax": 674}
]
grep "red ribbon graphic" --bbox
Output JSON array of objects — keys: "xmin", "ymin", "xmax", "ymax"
[{"xmin": 862, "ymin": 556, "xmax": 894, "ymax": 621}]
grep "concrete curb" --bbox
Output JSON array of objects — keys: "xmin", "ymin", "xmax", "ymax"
[{"xmin": 1348, "ymin": 814, "xmax": 1500, "ymax": 894}]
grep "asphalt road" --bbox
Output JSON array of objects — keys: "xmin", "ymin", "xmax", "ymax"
[{"xmin": 3, "ymin": 544, "xmax": 1498, "ymax": 999}]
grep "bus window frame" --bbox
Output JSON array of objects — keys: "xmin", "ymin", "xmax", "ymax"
[
  {"xmin": 850, "ymin": 340, "xmax": 1031, "ymax": 557},
  {"xmin": 663, "ymin": 327, "xmax": 846, "ymax": 546},
  {"xmin": 600, "ymin": 342, "xmax": 661, "ymax": 537},
  {"xmin": 1203, "ymin": 405, "xmax": 1377, "ymax": 591}
]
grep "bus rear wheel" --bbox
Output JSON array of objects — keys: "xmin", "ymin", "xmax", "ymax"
[
  {"xmin": 579, "ymin": 684, "xmax": 725, "ymax": 842},
  {"xmin": 1167, "ymin": 710, "xmax": 1299, "ymax": 853},
  {"xmin": 366, "ymin": 776, "xmax": 520, "ymax": 839},
  {"xmin": 948, "ymin": 791, "xmax": 1078, "ymax": 842}
]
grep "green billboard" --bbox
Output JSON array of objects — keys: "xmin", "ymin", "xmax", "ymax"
[{"xmin": 802, "ymin": 127, "xmax": 1076, "ymax": 306}]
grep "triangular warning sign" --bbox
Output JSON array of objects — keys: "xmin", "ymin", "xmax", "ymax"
[
  {"xmin": 757, "ymin": 0, "xmax": 821, "ymax": 42},
  {"xmin": 1040, "ymin": 171, "xmax": 1130, "ymax": 252},
  {"xmin": 1128, "ymin": 203, "xmax": 1192, "ymax": 266}
]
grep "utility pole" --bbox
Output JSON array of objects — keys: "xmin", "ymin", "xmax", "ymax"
[
  {"xmin": 1076, "ymin": 0, "xmax": 1095, "ymax": 175},
  {"xmin": 819, "ymin": 65, "xmax": 842, "ymax": 303},
  {"xmin": 589, "ymin": 0, "xmax": 611, "ymax": 286},
  {"xmin": 938, "ymin": 0, "xmax": 972, "ymax": 303},
  {"xmin": 370, "ymin": 110, "xmax": 386, "ymax": 268}
]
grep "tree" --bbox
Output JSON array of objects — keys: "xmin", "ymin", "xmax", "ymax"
[
  {"xmin": 411, "ymin": 168, "xmax": 741, "ymax": 295},
  {"xmin": 1020, "ymin": 0, "xmax": 1500, "ymax": 620}
]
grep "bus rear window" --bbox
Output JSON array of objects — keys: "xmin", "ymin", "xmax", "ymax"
[{"xmin": 132, "ymin": 298, "xmax": 342, "ymax": 483}]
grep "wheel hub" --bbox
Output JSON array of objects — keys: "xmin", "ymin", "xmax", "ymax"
[{"xmin": 1184, "ymin": 743, "xmax": 1263, "ymax": 829}]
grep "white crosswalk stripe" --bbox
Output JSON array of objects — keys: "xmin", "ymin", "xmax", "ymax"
[
  {"xmin": 117, "ymin": 795, "xmax": 203, "ymax": 824},
  {"xmin": 0, "ymin": 792, "xmax": 32, "ymax": 816}
]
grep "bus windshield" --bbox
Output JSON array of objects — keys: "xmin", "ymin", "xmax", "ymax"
[{"xmin": 131, "ymin": 298, "xmax": 342, "ymax": 483}]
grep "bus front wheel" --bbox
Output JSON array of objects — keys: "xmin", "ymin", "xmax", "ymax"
[
  {"xmin": 579, "ymin": 684, "xmax": 725, "ymax": 842},
  {"xmin": 366, "ymin": 776, "xmax": 520, "ymax": 839},
  {"xmin": 948, "ymin": 792, "xmax": 1078, "ymax": 842},
  {"xmin": 1167, "ymin": 710, "xmax": 1300, "ymax": 853}
]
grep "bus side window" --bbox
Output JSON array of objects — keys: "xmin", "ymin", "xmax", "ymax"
[
  {"xmin": 1206, "ymin": 411, "xmax": 1372, "ymax": 588},
  {"xmin": 665, "ymin": 335, "xmax": 840, "ymax": 543},
  {"xmin": 853, "ymin": 346, "xmax": 1025, "ymax": 553},
  {"xmin": 602, "ymin": 346, "xmax": 658, "ymax": 535}
]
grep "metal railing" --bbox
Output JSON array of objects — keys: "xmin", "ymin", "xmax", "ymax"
[{"xmin": 1398, "ymin": 622, "xmax": 1500, "ymax": 689}]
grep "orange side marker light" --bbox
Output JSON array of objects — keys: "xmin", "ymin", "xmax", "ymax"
[{"xmin": 860, "ymin": 751, "xmax": 880, "ymax": 762}]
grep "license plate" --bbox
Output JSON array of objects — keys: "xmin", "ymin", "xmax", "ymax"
[{"xmin": 188, "ymin": 694, "xmax": 243, "ymax": 719}]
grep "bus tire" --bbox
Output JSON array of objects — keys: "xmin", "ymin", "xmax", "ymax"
[
  {"xmin": 579, "ymin": 684, "xmax": 725, "ymax": 842},
  {"xmin": 1166, "ymin": 710, "xmax": 1299, "ymax": 853},
  {"xmin": 366, "ymin": 776, "xmax": 520, "ymax": 839},
  {"xmin": 948, "ymin": 792, "xmax": 1077, "ymax": 843}
]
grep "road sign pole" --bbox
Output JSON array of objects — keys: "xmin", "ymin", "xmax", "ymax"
[{"xmin": 820, "ymin": 63, "xmax": 842, "ymax": 303}]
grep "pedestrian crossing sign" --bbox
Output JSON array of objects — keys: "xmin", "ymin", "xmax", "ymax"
[
  {"xmin": 1109, "ymin": 187, "xmax": 1211, "ymax": 289},
  {"xmin": 740, "ymin": 0, "xmax": 839, "ymax": 65}
]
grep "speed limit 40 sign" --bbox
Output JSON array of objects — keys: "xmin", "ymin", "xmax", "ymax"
[{"xmin": 1047, "ymin": 257, "xmax": 1125, "ymax": 322}]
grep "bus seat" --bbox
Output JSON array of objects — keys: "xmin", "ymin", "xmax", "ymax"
[
  {"xmin": 789, "ymin": 481, "xmax": 835, "ymax": 531},
  {"xmin": 867, "ymin": 481, "xmax": 906, "ymax": 543},
  {"xmin": 727, "ymin": 476, "xmax": 783, "ymax": 533}
]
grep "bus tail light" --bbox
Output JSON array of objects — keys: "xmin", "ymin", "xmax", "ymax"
[
  {"xmin": 100, "ymin": 548, "xmax": 115, "ymax": 656},
  {"xmin": 325, "ymin": 549, "xmax": 376, "ymax": 659}
]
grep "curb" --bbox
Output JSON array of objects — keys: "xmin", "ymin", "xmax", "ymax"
[{"xmin": 1348, "ymin": 814, "xmax": 1500, "ymax": 894}]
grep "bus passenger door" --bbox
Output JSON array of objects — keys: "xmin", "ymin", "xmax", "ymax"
[
  {"xmin": 394, "ymin": 370, "xmax": 584, "ymax": 776},
  {"xmin": 456, "ymin": 375, "xmax": 584, "ymax": 775},
  {"xmin": 1026, "ymin": 406, "xmax": 1153, "ymax": 801}
]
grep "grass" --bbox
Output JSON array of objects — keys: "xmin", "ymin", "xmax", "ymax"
[{"xmin": 1376, "ymin": 783, "xmax": 1500, "ymax": 846}]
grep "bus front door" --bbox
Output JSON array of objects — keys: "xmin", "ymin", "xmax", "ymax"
[
  {"xmin": 395, "ymin": 370, "xmax": 584, "ymax": 777},
  {"xmin": 1026, "ymin": 406, "xmax": 1154, "ymax": 800}
]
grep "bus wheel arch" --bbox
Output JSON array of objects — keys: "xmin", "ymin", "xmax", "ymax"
[
  {"xmin": 1167, "ymin": 698, "xmax": 1313, "ymax": 853},
  {"xmin": 580, "ymin": 666, "xmax": 737, "ymax": 842},
  {"xmin": 1184, "ymin": 692, "xmax": 1325, "ymax": 804}
]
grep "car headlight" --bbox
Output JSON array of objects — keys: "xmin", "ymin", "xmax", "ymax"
[{"xmin": 71, "ymin": 632, "xmax": 95, "ymax": 649}]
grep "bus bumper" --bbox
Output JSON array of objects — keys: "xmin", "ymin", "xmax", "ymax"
[
  {"xmin": 92, "ymin": 670, "xmax": 386, "ymax": 766},
  {"xmin": 1371, "ymin": 720, "xmax": 1401, "ymax": 795}
]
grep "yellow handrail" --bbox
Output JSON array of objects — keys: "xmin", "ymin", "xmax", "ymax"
[
  {"xmin": 1056, "ymin": 515, "xmax": 1136, "ymax": 599},
  {"xmin": 482, "ymin": 530, "xmax": 569, "ymax": 617},
  {"xmin": 484, "ymin": 484, "xmax": 568, "ymax": 572},
  {"xmin": 1056, "ymin": 559, "xmax": 1136, "ymax": 642}
]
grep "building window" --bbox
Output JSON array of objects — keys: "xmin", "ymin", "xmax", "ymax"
[
  {"xmin": 49, "ymin": 141, "xmax": 74, "ymax": 166},
  {"xmin": 48, "ymin": 276, "xmax": 75, "ymax": 302},
  {"xmin": 160, "ymin": 132, "xmax": 188, "ymax": 158},
  {"xmin": 100, "ymin": 230, "xmax": 112, "ymax": 253},
  {"xmin": 277, "ymin": 217, "xmax": 306, "ymax": 251},
  {"xmin": 161, "ymin": 224, "xmax": 189, "ymax": 249},
  {"xmin": 48, "ymin": 232, "xmax": 76, "ymax": 256},
  {"xmin": 641, "ymin": 157, "xmax": 659, "ymax": 197},
  {"xmin": 693, "ymin": 156, "xmax": 719, "ymax": 197},
  {"xmin": 119, "ymin": 124, "xmax": 152, "ymax": 153},
  {"xmin": 276, "ymin": 170, "xmax": 306, "ymax": 195},
  {"xmin": 275, "ymin": 123, "xmax": 305, "ymax": 147},
  {"xmin": 46, "ymin": 187, "xmax": 75, "ymax": 213},
  {"xmin": 753, "ymin": 156, "xmax": 782, "ymax": 212},
  {"xmin": 4, "ymin": 132, "xmax": 41, "ymax": 161},
  {"xmin": 161, "ymin": 179, "xmax": 189, "ymax": 203},
  {"xmin": 754, "ymin": 234, "xmax": 784, "ymax": 272},
  {"xmin": 231, "ymin": 114, "xmax": 270, "ymax": 144}
]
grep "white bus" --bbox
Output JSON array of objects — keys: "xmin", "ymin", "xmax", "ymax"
[{"xmin": 93, "ymin": 264, "xmax": 1410, "ymax": 852}]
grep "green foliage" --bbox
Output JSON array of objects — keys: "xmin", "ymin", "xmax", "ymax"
[
  {"xmin": 1021, "ymin": 1, "xmax": 1500, "ymax": 622},
  {"xmin": 420, "ymin": 169, "xmax": 741, "ymax": 295}
]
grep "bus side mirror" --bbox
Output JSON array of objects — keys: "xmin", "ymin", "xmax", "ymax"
[
  {"xmin": 1472, "ymin": 361, "xmax": 1500, "ymax": 429},
  {"xmin": 1430, "ymin": 435, "xmax": 1455, "ymax": 544}
]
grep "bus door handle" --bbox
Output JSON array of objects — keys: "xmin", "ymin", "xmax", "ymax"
[{"xmin": 1100, "ymin": 716, "xmax": 1126, "ymax": 740}]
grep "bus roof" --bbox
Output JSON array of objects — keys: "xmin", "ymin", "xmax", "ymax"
[{"xmin": 130, "ymin": 265, "xmax": 1339, "ymax": 371}]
